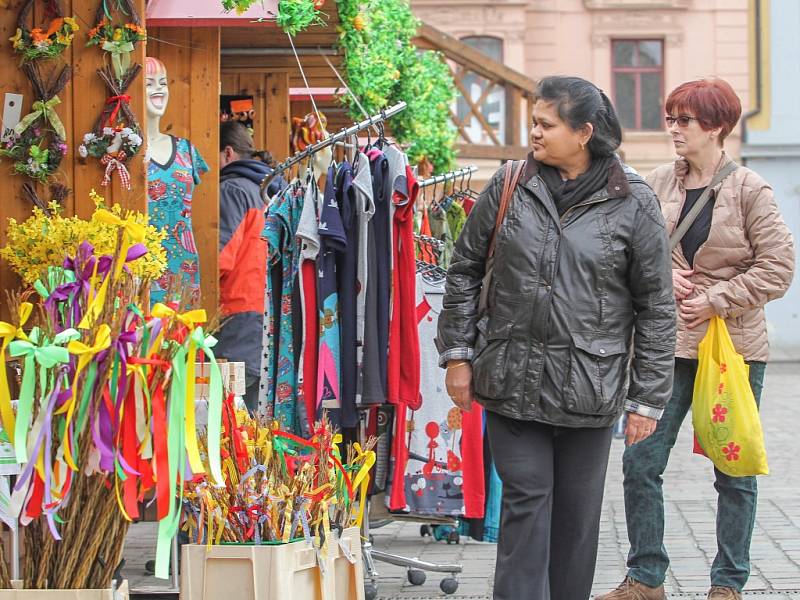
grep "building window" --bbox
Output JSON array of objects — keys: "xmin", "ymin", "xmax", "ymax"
[
  {"xmin": 456, "ymin": 36, "xmax": 506, "ymax": 144},
  {"xmin": 612, "ymin": 39, "xmax": 664, "ymax": 131}
]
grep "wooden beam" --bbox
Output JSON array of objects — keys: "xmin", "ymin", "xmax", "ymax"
[
  {"xmin": 456, "ymin": 144, "xmax": 529, "ymax": 161},
  {"xmin": 415, "ymin": 23, "xmax": 537, "ymax": 93},
  {"xmin": 265, "ymin": 72, "xmax": 291, "ymax": 161},
  {"xmin": 505, "ymin": 86, "xmax": 522, "ymax": 147}
]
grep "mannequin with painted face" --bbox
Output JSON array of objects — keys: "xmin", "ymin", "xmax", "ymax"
[{"xmin": 145, "ymin": 57, "xmax": 209, "ymax": 305}]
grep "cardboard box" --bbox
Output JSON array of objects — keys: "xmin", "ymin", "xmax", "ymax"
[
  {"xmin": 181, "ymin": 528, "xmax": 364, "ymax": 600},
  {"xmin": 0, "ymin": 580, "xmax": 128, "ymax": 599},
  {"xmin": 194, "ymin": 361, "xmax": 247, "ymax": 399}
]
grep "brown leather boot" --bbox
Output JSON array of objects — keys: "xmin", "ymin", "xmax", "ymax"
[
  {"xmin": 594, "ymin": 577, "xmax": 666, "ymax": 600},
  {"xmin": 708, "ymin": 586, "xmax": 742, "ymax": 600}
]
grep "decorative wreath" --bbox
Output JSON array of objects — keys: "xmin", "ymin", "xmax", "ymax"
[
  {"xmin": 86, "ymin": 0, "xmax": 146, "ymax": 81},
  {"xmin": 0, "ymin": 62, "xmax": 71, "ymax": 183},
  {"xmin": 9, "ymin": 0, "xmax": 79, "ymax": 63},
  {"xmin": 78, "ymin": 65, "xmax": 143, "ymax": 190}
]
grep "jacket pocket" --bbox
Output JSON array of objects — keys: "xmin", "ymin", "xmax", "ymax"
[
  {"xmin": 564, "ymin": 332, "xmax": 629, "ymax": 416},
  {"xmin": 472, "ymin": 317, "xmax": 514, "ymax": 400}
]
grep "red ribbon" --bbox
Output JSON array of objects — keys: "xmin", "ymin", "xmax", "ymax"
[{"xmin": 105, "ymin": 94, "xmax": 131, "ymax": 128}]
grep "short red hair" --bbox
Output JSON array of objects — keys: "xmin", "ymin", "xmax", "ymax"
[{"xmin": 665, "ymin": 78, "xmax": 742, "ymax": 142}]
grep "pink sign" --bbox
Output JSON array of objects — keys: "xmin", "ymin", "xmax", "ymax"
[{"xmin": 146, "ymin": 0, "xmax": 280, "ymax": 25}]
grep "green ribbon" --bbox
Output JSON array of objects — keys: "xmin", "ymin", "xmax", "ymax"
[
  {"xmin": 8, "ymin": 328, "xmax": 78, "ymax": 463},
  {"xmin": 101, "ymin": 40, "xmax": 134, "ymax": 80},
  {"xmin": 190, "ymin": 327, "xmax": 224, "ymax": 487},
  {"xmin": 14, "ymin": 96, "xmax": 67, "ymax": 141},
  {"xmin": 155, "ymin": 345, "xmax": 187, "ymax": 580}
]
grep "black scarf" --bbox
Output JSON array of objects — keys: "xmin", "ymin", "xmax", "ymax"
[{"xmin": 539, "ymin": 155, "xmax": 615, "ymax": 216}]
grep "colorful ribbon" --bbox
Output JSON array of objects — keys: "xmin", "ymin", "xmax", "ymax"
[
  {"xmin": 79, "ymin": 211, "xmax": 145, "ymax": 328},
  {"xmin": 190, "ymin": 327, "xmax": 224, "ymax": 487},
  {"xmin": 8, "ymin": 328, "xmax": 77, "ymax": 464},
  {"xmin": 63, "ymin": 324, "xmax": 111, "ymax": 470},
  {"xmin": 0, "ymin": 302, "xmax": 33, "ymax": 448}
]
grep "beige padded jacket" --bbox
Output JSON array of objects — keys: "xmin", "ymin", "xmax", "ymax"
[{"xmin": 647, "ymin": 155, "xmax": 795, "ymax": 362}]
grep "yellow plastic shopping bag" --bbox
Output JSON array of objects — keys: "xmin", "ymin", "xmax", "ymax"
[{"xmin": 691, "ymin": 316, "xmax": 769, "ymax": 477}]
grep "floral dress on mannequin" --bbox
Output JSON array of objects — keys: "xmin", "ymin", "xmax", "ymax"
[{"xmin": 147, "ymin": 136, "xmax": 208, "ymax": 304}]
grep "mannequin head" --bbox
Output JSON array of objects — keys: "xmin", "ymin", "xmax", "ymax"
[{"xmin": 145, "ymin": 57, "xmax": 170, "ymax": 121}]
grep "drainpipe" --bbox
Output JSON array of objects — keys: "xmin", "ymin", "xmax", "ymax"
[{"xmin": 741, "ymin": 0, "xmax": 763, "ymax": 165}]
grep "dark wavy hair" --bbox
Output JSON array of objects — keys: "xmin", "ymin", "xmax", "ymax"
[
  {"xmin": 219, "ymin": 120, "xmax": 255, "ymax": 158},
  {"xmin": 533, "ymin": 76, "xmax": 622, "ymax": 158}
]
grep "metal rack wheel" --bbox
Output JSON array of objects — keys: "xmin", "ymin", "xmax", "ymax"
[
  {"xmin": 364, "ymin": 582, "xmax": 378, "ymax": 600},
  {"xmin": 407, "ymin": 568, "xmax": 427, "ymax": 586},
  {"xmin": 440, "ymin": 577, "xmax": 459, "ymax": 594}
]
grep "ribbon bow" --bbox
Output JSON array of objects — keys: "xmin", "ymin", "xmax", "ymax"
[
  {"xmin": 151, "ymin": 303, "xmax": 207, "ymax": 330},
  {"xmin": 0, "ymin": 302, "xmax": 33, "ymax": 447},
  {"xmin": 105, "ymin": 94, "xmax": 131, "ymax": 128},
  {"xmin": 101, "ymin": 40, "xmax": 135, "ymax": 80},
  {"xmin": 14, "ymin": 96, "xmax": 67, "ymax": 141},
  {"xmin": 100, "ymin": 151, "xmax": 130, "ymax": 190},
  {"xmin": 8, "ymin": 328, "xmax": 77, "ymax": 463},
  {"xmin": 79, "ymin": 210, "xmax": 146, "ymax": 328}
]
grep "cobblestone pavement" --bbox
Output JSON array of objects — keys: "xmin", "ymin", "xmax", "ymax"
[
  {"xmin": 366, "ymin": 363, "xmax": 800, "ymax": 599},
  {"xmin": 122, "ymin": 364, "xmax": 800, "ymax": 599}
]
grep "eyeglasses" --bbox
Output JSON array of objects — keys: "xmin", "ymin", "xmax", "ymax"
[{"xmin": 665, "ymin": 115, "xmax": 699, "ymax": 128}]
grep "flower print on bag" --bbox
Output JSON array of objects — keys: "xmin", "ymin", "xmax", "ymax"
[
  {"xmin": 722, "ymin": 441, "xmax": 741, "ymax": 461},
  {"xmin": 712, "ymin": 403, "xmax": 728, "ymax": 423}
]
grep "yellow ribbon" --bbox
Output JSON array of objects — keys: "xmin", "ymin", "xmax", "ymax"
[
  {"xmin": 0, "ymin": 302, "xmax": 32, "ymax": 447},
  {"xmin": 63, "ymin": 324, "xmax": 111, "ymax": 470},
  {"xmin": 151, "ymin": 303, "xmax": 208, "ymax": 475},
  {"xmin": 349, "ymin": 443, "xmax": 376, "ymax": 528},
  {"xmin": 79, "ymin": 210, "xmax": 146, "ymax": 329}
]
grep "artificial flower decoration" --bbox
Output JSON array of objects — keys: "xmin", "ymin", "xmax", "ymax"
[
  {"xmin": 86, "ymin": 0, "xmax": 146, "ymax": 82},
  {"xmin": 0, "ymin": 62, "xmax": 71, "ymax": 183},
  {"xmin": 79, "ymin": 65, "xmax": 144, "ymax": 190},
  {"xmin": 9, "ymin": 0, "xmax": 79, "ymax": 63}
]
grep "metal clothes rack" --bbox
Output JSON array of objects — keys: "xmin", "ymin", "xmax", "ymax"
[
  {"xmin": 418, "ymin": 165, "xmax": 478, "ymax": 189},
  {"xmin": 260, "ymin": 101, "xmax": 408, "ymax": 193}
]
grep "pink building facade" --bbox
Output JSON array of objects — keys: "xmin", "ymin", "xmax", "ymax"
[{"xmin": 412, "ymin": 0, "xmax": 751, "ymax": 173}]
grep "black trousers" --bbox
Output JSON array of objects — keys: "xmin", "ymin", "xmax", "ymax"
[{"xmin": 487, "ymin": 411, "xmax": 613, "ymax": 600}]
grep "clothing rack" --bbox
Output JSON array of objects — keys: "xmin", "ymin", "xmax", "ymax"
[
  {"xmin": 418, "ymin": 165, "xmax": 478, "ymax": 189},
  {"xmin": 260, "ymin": 101, "xmax": 408, "ymax": 193}
]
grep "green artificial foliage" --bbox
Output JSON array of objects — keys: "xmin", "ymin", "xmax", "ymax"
[
  {"xmin": 336, "ymin": 0, "xmax": 457, "ymax": 172},
  {"xmin": 276, "ymin": 0, "xmax": 327, "ymax": 35},
  {"xmin": 221, "ymin": 0, "xmax": 326, "ymax": 36}
]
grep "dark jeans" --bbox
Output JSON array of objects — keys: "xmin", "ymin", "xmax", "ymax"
[
  {"xmin": 243, "ymin": 373, "xmax": 260, "ymax": 413},
  {"xmin": 487, "ymin": 411, "xmax": 613, "ymax": 600},
  {"xmin": 623, "ymin": 358, "xmax": 766, "ymax": 591}
]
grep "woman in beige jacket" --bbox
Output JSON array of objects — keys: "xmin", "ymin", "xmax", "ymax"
[{"xmin": 597, "ymin": 78, "xmax": 795, "ymax": 600}]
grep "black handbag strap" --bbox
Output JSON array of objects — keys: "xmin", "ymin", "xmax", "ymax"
[{"xmin": 669, "ymin": 160, "xmax": 739, "ymax": 250}]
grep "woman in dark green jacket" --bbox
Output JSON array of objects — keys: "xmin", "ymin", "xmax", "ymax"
[{"xmin": 436, "ymin": 76, "xmax": 676, "ymax": 600}]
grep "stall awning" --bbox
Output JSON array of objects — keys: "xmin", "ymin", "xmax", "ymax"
[{"xmin": 146, "ymin": 0, "xmax": 279, "ymax": 26}]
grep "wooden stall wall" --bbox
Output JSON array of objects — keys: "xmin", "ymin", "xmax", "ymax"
[
  {"xmin": 0, "ymin": 0, "xmax": 147, "ymax": 317},
  {"xmin": 147, "ymin": 27, "xmax": 221, "ymax": 314}
]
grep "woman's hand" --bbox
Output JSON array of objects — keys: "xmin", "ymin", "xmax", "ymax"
[
  {"xmin": 625, "ymin": 413, "xmax": 658, "ymax": 446},
  {"xmin": 672, "ymin": 268, "xmax": 695, "ymax": 300},
  {"xmin": 445, "ymin": 361, "xmax": 474, "ymax": 412},
  {"xmin": 680, "ymin": 294, "xmax": 716, "ymax": 329}
]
